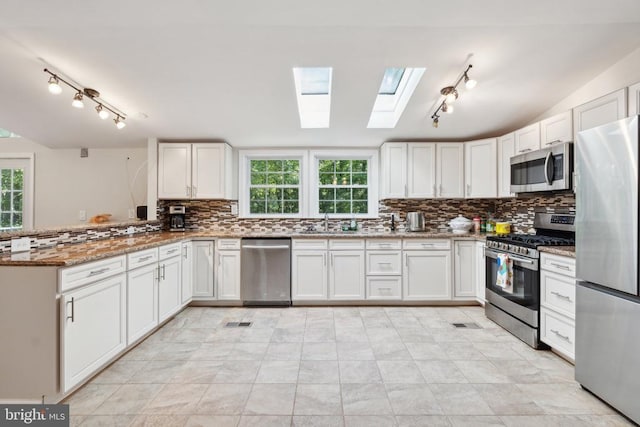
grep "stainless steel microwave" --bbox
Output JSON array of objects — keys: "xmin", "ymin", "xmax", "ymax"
[{"xmin": 510, "ymin": 142, "xmax": 573, "ymax": 193}]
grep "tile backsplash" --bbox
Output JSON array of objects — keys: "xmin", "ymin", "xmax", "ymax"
[{"xmin": 159, "ymin": 191, "xmax": 575, "ymax": 234}]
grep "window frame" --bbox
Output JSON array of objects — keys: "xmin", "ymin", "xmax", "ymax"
[
  {"xmin": 239, "ymin": 149, "xmax": 308, "ymax": 218},
  {"xmin": 0, "ymin": 153, "xmax": 34, "ymax": 231},
  {"xmin": 309, "ymin": 149, "xmax": 379, "ymax": 219}
]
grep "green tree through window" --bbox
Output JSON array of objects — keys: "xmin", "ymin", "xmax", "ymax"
[
  {"xmin": 249, "ymin": 159, "xmax": 300, "ymax": 215},
  {"xmin": 318, "ymin": 159, "xmax": 368, "ymax": 215},
  {"xmin": 0, "ymin": 168, "xmax": 24, "ymax": 230}
]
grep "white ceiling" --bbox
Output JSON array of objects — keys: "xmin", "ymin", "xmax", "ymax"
[{"xmin": 1, "ymin": 0, "xmax": 640, "ymax": 149}]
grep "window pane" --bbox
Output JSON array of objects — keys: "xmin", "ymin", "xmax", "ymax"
[
  {"xmin": 319, "ymin": 201, "xmax": 334, "ymax": 214},
  {"xmin": 267, "ymin": 173, "xmax": 284, "ymax": 185},
  {"xmin": 283, "ymin": 201, "xmax": 298, "ymax": 214},
  {"xmin": 0, "ymin": 212, "xmax": 10, "ymax": 227},
  {"xmin": 250, "ymin": 188, "xmax": 266, "ymax": 201},
  {"xmin": 251, "ymin": 160, "xmax": 267, "ymax": 172},
  {"xmin": 336, "ymin": 201, "xmax": 351, "ymax": 213},
  {"xmin": 267, "ymin": 160, "xmax": 283, "ymax": 172},
  {"xmin": 352, "ymin": 160, "xmax": 367, "ymax": 173},
  {"xmin": 267, "ymin": 201, "xmax": 282, "ymax": 214},
  {"xmin": 352, "ymin": 201, "xmax": 368, "ymax": 213},
  {"xmin": 250, "ymin": 201, "xmax": 266, "ymax": 214},
  {"xmin": 318, "ymin": 160, "xmax": 335, "ymax": 173},
  {"xmin": 1, "ymin": 191, "xmax": 9, "ymax": 211},
  {"xmin": 319, "ymin": 173, "xmax": 335, "ymax": 186},
  {"xmin": 352, "ymin": 173, "xmax": 367, "ymax": 185},
  {"xmin": 335, "ymin": 160, "xmax": 351, "ymax": 173},
  {"xmin": 267, "ymin": 188, "xmax": 283, "ymax": 202},
  {"xmin": 319, "ymin": 188, "xmax": 335, "ymax": 201},
  {"xmin": 336, "ymin": 174, "xmax": 350, "ymax": 186},
  {"xmin": 251, "ymin": 173, "xmax": 266, "ymax": 185},
  {"xmin": 336, "ymin": 188, "xmax": 351, "ymax": 200},
  {"xmin": 283, "ymin": 173, "xmax": 299, "ymax": 185},
  {"xmin": 283, "ymin": 188, "xmax": 299, "ymax": 200},
  {"xmin": 12, "ymin": 169, "xmax": 23, "ymax": 190},
  {"xmin": 352, "ymin": 188, "xmax": 368, "ymax": 200},
  {"xmin": 13, "ymin": 191, "xmax": 22, "ymax": 211},
  {"xmin": 283, "ymin": 160, "xmax": 299, "ymax": 173},
  {"xmin": 1, "ymin": 170, "xmax": 10, "ymax": 189},
  {"xmin": 299, "ymin": 67, "xmax": 331, "ymax": 95},
  {"xmin": 378, "ymin": 68, "xmax": 405, "ymax": 95}
]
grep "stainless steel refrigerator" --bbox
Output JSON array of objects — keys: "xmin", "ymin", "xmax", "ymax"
[{"xmin": 575, "ymin": 115, "xmax": 640, "ymax": 424}]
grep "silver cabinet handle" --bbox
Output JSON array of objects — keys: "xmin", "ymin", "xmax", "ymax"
[
  {"xmin": 519, "ymin": 148, "xmax": 532, "ymax": 153},
  {"xmin": 323, "ymin": 253, "xmax": 326, "ymax": 266},
  {"xmin": 183, "ymin": 246, "xmax": 188, "ymax": 259},
  {"xmin": 466, "ymin": 184, "xmax": 471, "ymax": 196},
  {"xmin": 551, "ymin": 329, "xmax": 571, "ymax": 342},
  {"xmin": 186, "ymin": 186, "xmax": 190, "ymax": 197},
  {"xmin": 432, "ymin": 184, "xmax": 436, "ymax": 196},
  {"xmin": 88, "ymin": 267, "xmax": 109, "ymax": 277},
  {"xmin": 421, "ymin": 243, "xmax": 435, "ymax": 248},
  {"xmin": 192, "ymin": 186, "xmax": 197, "ymax": 197},
  {"xmin": 166, "ymin": 248, "xmax": 179, "ymax": 255},
  {"xmin": 439, "ymin": 184, "xmax": 443, "ymax": 197},
  {"xmin": 378, "ymin": 262, "xmax": 392, "ymax": 265},
  {"xmin": 551, "ymin": 291, "xmax": 572, "ymax": 301},
  {"xmin": 404, "ymin": 184, "xmax": 407, "ymax": 196},
  {"xmin": 138, "ymin": 255, "xmax": 153, "ymax": 262},
  {"xmin": 67, "ymin": 297, "xmax": 75, "ymax": 322},
  {"xmin": 545, "ymin": 139, "xmax": 562, "ymax": 146},
  {"xmin": 161, "ymin": 264, "xmax": 166, "ymax": 280},
  {"xmin": 330, "ymin": 254, "xmax": 333, "ymax": 267},
  {"xmin": 550, "ymin": 262, "xmax": 571, "ymax": 270}
]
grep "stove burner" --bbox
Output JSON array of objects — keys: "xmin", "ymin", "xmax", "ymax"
[{"xmin": 487, "ymin": 234, "xmax": 575, "ymax": 249}]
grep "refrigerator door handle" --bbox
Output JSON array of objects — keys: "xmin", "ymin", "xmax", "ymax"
[{"xmin": 544, "ymin": 152, "xmax": 554, "ymax": 185}]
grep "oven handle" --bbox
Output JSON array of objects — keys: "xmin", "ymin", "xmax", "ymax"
[{"xmin": 485, "ymin": 248, "xmax": 537, "ymax": 270}]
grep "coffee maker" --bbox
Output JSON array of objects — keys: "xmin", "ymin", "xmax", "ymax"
[{"xmin": 169, "ymin": 205, "xmax": 186, "ymax": 232}]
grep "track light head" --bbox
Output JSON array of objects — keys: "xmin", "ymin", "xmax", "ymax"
[
  {"xmin": 71, "ymin": 92, "xmax": 84, "ymax": 108},
  {"xmin": 48, "ymin": 76, "xmax": 62, "ymax": 95},
  {"xmin": 114, "ymin": 116, "xmax": 126, "ymax": 129},
  {"xmin": 432, "ymin": 116, "xmax": 439, "ymax": 128},
  {"xmin": 464, "ymin": 73, "xmax": 477, "ymax": 90},
  {"xmin": 442, "ymin": 102, "xmax": 454, "ymax": 114},
  {"xmin": 96, "ymin": 104, "xmax": 109, "ymax": 120}
]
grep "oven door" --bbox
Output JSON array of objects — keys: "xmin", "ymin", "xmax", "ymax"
[{"xmin": 485, "ymin": 248, "xmax": 540, "ymax": 312}]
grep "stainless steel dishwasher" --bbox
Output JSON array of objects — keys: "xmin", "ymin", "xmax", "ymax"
[{"xmin": 241, "ymin": 238, "xmax": 291, "ymax": 306}]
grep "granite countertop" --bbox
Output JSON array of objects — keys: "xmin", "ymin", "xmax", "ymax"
[
  {"xmin": 0, "ymin": 230, "xmax": 490, "ymax": 267},
  {"xmin": 538, "ymin": 245, "xmax": 576, "ymax": 258}
]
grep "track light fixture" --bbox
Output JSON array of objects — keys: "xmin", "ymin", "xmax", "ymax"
[
  {"xmin": 430, "ymin": 64, "xmax": 476, "ymax": 128},
  {"xmin": 43, "ymin": 68, "xmax": 127, "ymax": 129}
]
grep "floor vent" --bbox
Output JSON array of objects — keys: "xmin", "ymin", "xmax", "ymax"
[
  {"xmin": 452, "ymin": 322, "xmax": 482, "ymax": 329},
  {"xmin": 225, "ymin": 322, "xmax": 252, "ymax": 328}
]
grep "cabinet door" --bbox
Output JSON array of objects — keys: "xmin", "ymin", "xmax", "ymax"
[
  {"xmin": 329, "ymin": 251, "xmax": 365, "ymax": 300},
  {"xmin": 380, "ymin": 143, "xmax": 407, "ymax": 198},
  {"xmin": 475, "ymin": 242, "xmax": 486, "ymax": 304},
  {"xmin": 407, "ymin": 143, "xmax": 436, "ymax": 198},
  {"xmin": 497, "ymin": 133, "xmax": 515, "ymax": 198},
  {"xmin": 217, "ymin": 251, "xmax": 241, "ymax": 300},
  {"xmin": 436, "ymin": 143, "xmax": 464, "ymax": 198},
  {"xmin": 540, "ymin": 111, "xmax": 572, "ymax": 146},
  {"xmin": 181, "ymin": 242, "xmax": 193, "ymax": 304},
  {"xmin": 292, "ymin": 250, "xmax": 328, "ymax": 300},
  {"xmin": 127, "ymin": 263, "xmax": 158, "ymax": 345},
  {"xmin": 192, "ymin": 241, "xmax": 214, "ymax": 297},
  {"xmin": 62, "ymin": 274, "xmax": 126, "ymax": 392},
  {"xmin": 192, "ymin": 143, "xmax": 229, "ymax": 199},
  {"xmin": 158, "ymin": 143, "xmax": 192, "ymax": 199},
  {"xmin": 514, "ymin": 123, "xmax": 541, "ymax": 154},
  {"xmin": 403, "ymin": 251, "xmax": 451, "ymax": 300},
  {"xmin": 158, "ymin": 256, "xmax": 181, "ymax": 322},
  {"xmin": 453, "ymin": 241, "xmax": 476, "ymax": 298},
  {"xmin": 573, "ymin": 88, "xmax": 627, "ymax": 140},
  {"xmin": 465, "ymin": 138, "xmax": 497, "ymax": 198},
  {"xmin": 629, "ymin": 82, "xmax": 640, "ymax": 116}
]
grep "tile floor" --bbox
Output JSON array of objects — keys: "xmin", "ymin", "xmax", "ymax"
[{"xmin": 64, "ymin": 306, "xmax": 632, "ymax": 426}]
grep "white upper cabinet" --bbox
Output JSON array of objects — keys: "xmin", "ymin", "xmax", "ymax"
[
  {"xmin": 436, "ymin": 143, "xmax": 464, "ymax": 198},
  {"xmin": 407, "ymin": 143, "xmax": 436, "ymax": 198},
  {"xmin": 540, "ymin": 111, "xmax": 573, "ymax": 146},
  {"xmin": 514, "ymin": 123, "xmax": 541, "ymax": 154},
  {"xmin": 380, "ymin": 143, "xmax": 407, "ymax": 198},
  {"xmin": 158, "ymin": 142, "xmax": 233, "ymax": 199},
  {"xmin": 465, "ymin": 138, "xmax": 497, "ymax": 198},
  {"xmin": 628, "ymin": 82, "xmax": 640, "ymax": 116},
  {"xmin": 573, "ymin": 89, "xmax": 627, "ymax": 139},
  {"xmin": 497, "ymin": 133, "xmax": 515, "ymax": 198}
]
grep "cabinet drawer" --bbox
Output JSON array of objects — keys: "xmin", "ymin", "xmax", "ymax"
[
  {"xmin": 292, "ymin": 239, "xmax": 328, "ymax": 250},
  {"xmin": 540, "ymin": 309, "xmax": 575, "ymax": 361},
  {"xmin": 60, "ymin": 255, "xmax": 127, "ymax": 292},
  {"xmin": 366, "ymin": 277, "xmax": 402, "ymax": 300},
  {"xmin": 541, "ymin": 253, "xmax": 575, "ymax": 276},
  {"xmin": 366, "ymin": 251, "xmax": 402, "ymax": 275},
  {"xmin": 366, "ymin": 239, "xmax": 402, "ymax": 250},
  {"xmin": 216, "ymin": 239, "xmax": 241, "ymax": 250},
  {"xmin": 541, "ymin": 270, "xmax": 576, "ymax": 318},
  {"xmin": 403, "ymin": 239, "xmax": 451, "ymax": 250},
  {"xmin": 127, "ymin": 248, "xmax": 159, "ymax": 269},
  {"xmin": 159, "ymin": 243, "xmax": 182, "ymax": 260},
  {"xmin": 329, "ymin": 239, "xmax": 365, "ymax": 250}
]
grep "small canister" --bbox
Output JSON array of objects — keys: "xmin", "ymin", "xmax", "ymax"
[
  {"xmin": 480, "ymin": 218, "xmax": 486, "ymax": 233},
  {"xmin": 496, "ymin": 222, "xmax": 511, "ymax": 235},
  {"xmin": 473, "ymin": 217, "xmax": 481, "ymax": 233}
]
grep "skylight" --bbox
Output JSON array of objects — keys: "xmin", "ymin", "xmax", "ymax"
[
  {"xmin": 293, "ymin": 67, "xmax": 333, "ymax": 128},
  {"xmin": 378, "ymin": 68, "xmax": 405, "ymax": 95},
  {"xmin": 367, "ymin": 67, "xmax": 425, "ymax": 129},
  {"xmin": 0, "ymin": 128, "xmax": 19, "ymax": 138}
]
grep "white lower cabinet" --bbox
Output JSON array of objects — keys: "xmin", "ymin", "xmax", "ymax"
[
  {"xmin": 216, "ymin": 250, "xmax": 241, "ymax": 300},
  {"xmin": 158, "ymin": 254, "xmax": 182, "ymax": 322},
  {"xmin": 181, "ymin": 241, "xmax": 193, "ymax": 304},
  {"xmin": 126, "ymin": 263, "xmax": 158, "ymax": 345},
  {"xmin": 192, "ymin": 241, "xmax": 215, "ymax": 298},
  {"xmin": 475, "ymin": 242, "xmax": 486, "ymax": 303},
  {"xmin": 292, "ymin": 249, "xmax": 328, "ymax": 300},
  {"xmin": 366, "ymin": 276, "xmax": 402, "ymax": 300},
  {"xmin": 329, "ymin": 250, "xmax": 365, "ymax": 300},
  {"xmin": 453, "ymin": 240, "xmax": 476, "ymax": 299},
  {"xmin": 403, "ymin": 250, "xmax": 452, "ymax": 300},
  {"xmin": 540, "ymin": 252, "xmax": 576, "ymax": 361},
  {"xmin": 61, "ymin": 273, "xmax": 126, "ymax": 392}
]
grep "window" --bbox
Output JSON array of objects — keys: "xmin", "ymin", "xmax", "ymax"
[
  {"xmin": 292, "ymin": 67, "xmax": 333, "ymax": 128},
  {"xmin": 249, "ymin": 159, "xmax": 300, "ymax": 215},
  {"xmin": 378, "ymin": 68, "xmax": 405, "ymax": 95},
  {"xmin": 299, "ymin": 68, "xmax": 332, "ymax": 95},
  {"xmin": 0, "ymin": 156, "xmax": 33, "ymax": 231},
  {"xmin": 367, "ymin": 67, "xmax": 426, "ymax": 128},
  {"xmin": 0, "ymin": 128, "xmax": 19, "ymax": 138}
]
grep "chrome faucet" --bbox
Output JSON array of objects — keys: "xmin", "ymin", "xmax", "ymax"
[{"xmin": 324, "ymin": 213, "xmax": 329, "ymax": 231}]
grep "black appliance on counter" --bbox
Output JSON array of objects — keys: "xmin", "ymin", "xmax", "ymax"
[
  {"xmin": 169, "ymin": 205, "xmax": 186, "ymax": 232},
  {"xmin": 484, "ymin": 213, "xmax": 575, "ymax": 348}
]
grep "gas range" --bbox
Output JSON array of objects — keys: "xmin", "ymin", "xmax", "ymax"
[{"xmin": 486, "ymin": 234, "xmax": 575, "ymax": 258}]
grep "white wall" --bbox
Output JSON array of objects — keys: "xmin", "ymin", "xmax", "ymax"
[
  {"xmin": 0, "ymin": 137, "xmax": 147, "ymax": 228},
  {"xmin": 535, "ymin": 47, "xmax": 640, "ymax": 121}
]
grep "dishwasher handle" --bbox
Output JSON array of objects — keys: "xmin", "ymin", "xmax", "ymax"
[{"xmin": 242, "ymin": 245, "xmax": 291, "ymax": 250}]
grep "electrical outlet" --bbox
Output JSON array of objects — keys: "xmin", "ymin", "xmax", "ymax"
[
  {"xmin": 79, "ymin": 210, "xmax": 86, "ymax": 221},
  {"xmin": 11, "ymin": 237, "xmax": 31, "ymax": 253},
  {"xmin": 126, "ymin": 226, "xmax": 135, "ymax": 235},
  {"xmin": 128, "ymin": 209, "xmax": 135, "ymax": 219},
  {"xmin": 230, "ymin": 203, "xmax": 238, "ymax": 215}
]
